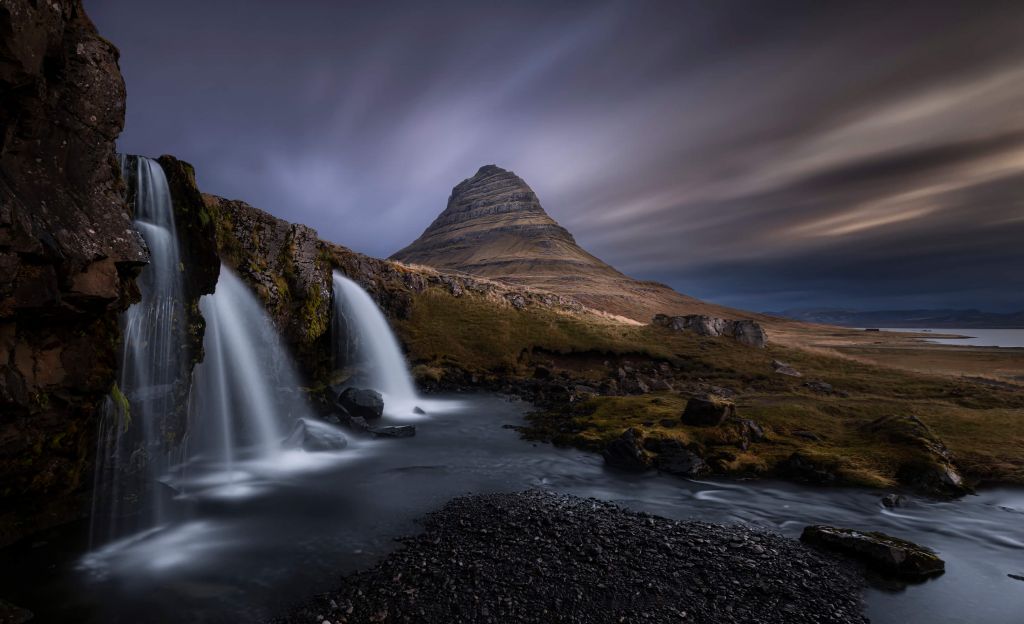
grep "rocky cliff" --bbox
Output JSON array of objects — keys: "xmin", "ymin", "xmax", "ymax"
[
  {"xmin": 390, "ymin": 165, "xmax": 763, "ymax": 326},
  {"xmin": 0, "ymin": 0, "xmax": 146, "ymax": 543}
]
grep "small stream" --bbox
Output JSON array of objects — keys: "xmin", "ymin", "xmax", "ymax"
[{"xmin": 2, "ymin": 394, "xmax": 1022, "ymax": 623}]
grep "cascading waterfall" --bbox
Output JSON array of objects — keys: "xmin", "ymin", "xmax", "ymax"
[
  {"xmin": 331, "ymin": 272, "xmax": 419, "ymax": 415},
  {"xmin": 188, "ymin": 265, "xmax": 310, "ymax": 469},
  {"xmin": 90, "ymin": 156, "xmax": 188, "ymax": 546}
]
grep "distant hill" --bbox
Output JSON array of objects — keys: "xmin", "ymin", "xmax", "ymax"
[
  {"xmin": 770, "ymin": 308, "xmax": 1024, "ymax": 329},
  {"xmin": 391, "ymin": 165, "xmax": 763, "ymax": 324}
]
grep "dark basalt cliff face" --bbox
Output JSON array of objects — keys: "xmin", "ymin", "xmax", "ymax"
[
  {"xmin": 390, "ymin": 165, "xmax": 760, "ymax": 326},
  {"xmin": 0, "ymin": 0, "xmax": 147, "ymax": 543},
  {"xmin": 391, "ymin": 165, "xmax": 623, "ymax": 279}
]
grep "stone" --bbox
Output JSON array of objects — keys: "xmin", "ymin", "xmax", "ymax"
[
  {"xmin": 681, "ymin": 394, "xmax": 735, "ymax": 426},
  {"xmin": 282, "ymin": 419, "xmax": 349, "ymax": 452},
  {"xmin": 651, "ymin": 441, "xmax": 709, "ymax": 478},
  {"xmin": 602, "ymin": 428, "xmax": 650, "ymax": 471},
  {"xmin": 800, "ymin": 525, "xmax": 945, "ymax": 580},
  {"xmin": 780, "ymin": 452, "xmax": 837, "ymax": 484},
  {"xmin": 337, "ymin": 387, "xmax": 385, "ymax": 420},
  {"xmin": 412, "ymin": 406, "xmax": 426, "ymax": 415},
  {"xmin": 772, "ymin": 360, "xmax": 803, "ymax": 377},
  {"xmin": 652, "ymin": 314, "xmax": 766, "ymax": 348},
  {"xmin": 881, "ymin": 494, "xmax": 908, "ymax": 508},
  {"xmin": 371, "ymin": 425, "xmax": 416, "ymax": 439}
]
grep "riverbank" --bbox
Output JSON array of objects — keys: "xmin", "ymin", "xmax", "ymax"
[{"xmin": 278, "ymin": 490, "xmax": 867, "ymax": 624}]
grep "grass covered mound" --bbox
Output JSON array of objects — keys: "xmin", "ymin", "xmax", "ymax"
[{"xmin": 394, "ymin": 287, "xmax": 1024, "ymax": 494}]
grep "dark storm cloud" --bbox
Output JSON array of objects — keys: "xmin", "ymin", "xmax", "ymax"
[{"xmin": 88, "ymin": 0, "xmax": 1024, "ymax": 311}]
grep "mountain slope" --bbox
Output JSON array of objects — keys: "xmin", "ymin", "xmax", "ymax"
[{"xmin": 391, "ymin": 165, "xmax": 756, "ymax": 324}]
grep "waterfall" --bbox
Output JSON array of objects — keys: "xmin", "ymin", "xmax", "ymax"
[
  {"xmin": 188, "ymin": 265, "xmax": 310, "ymax": 467},
  {"xmin": 331, "ymin": 272, "xmax": 419, "ymax": 416},
  {"xmin": 91, "ymin": 156, "xmax": 189, "ymax": 546}
]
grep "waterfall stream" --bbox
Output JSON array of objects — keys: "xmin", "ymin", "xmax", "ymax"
[
  {"xmin": 90, "ymin": 156, "xmax": 188, "ymax": 546},
  {"xmin": 331, "ymin": 272, "xmax": 420, "ymax": 417}
]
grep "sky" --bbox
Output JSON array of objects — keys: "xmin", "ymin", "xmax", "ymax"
[{"xmin": 88, "ymin": 0, "xmax": 1024, "ymax": 312}]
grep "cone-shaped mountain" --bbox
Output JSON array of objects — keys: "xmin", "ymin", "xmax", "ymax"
[{"xmin": 391, "ymin": 165, "xmax": 754, "ymax": 323}]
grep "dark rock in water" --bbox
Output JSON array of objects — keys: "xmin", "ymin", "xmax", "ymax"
[
  {"xmin": 286, "ymin": 491, "xmax": 868, "ymax": 624},
  {"xmin": 282, "ymin": 419, "xmax": 348, "ymax": 452},
  {"xmin": 337, "ymin": 388, "xmax": 385, "ymax": 420},
  {"xmin": 681, "ymin": 394, "xmax": 735, "ymax": 426},
  {"xmin": 371, "ymin": 425, "xmax": 416, "ymax": 439},
  {"xmin": 881, "ymin": 494, "xmax": 908, "ymax": 508},
  {"xmin": 801, "ymin": 525, "xmax": 945, "ymax": 580},
  {"xmin": 1009, "ymin": 573, "xmax": 1024, "ymax": 582},
  {"xmin": 652, "ymin": 441, "xmax": 709, "ymax": 477},
  {"xmin": 602, "ymin": 428, "xmax": 650, "ymax": 471},
  {"xmin": 412, "ymin": 406, "xmax": 426, "ymax": 415}
]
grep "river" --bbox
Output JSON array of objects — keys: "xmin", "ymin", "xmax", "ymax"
[{"xmin": 1, "ymin": 394, "xmax": 1022, "ymax": 623}]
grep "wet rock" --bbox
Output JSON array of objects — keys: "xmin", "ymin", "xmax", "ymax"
[
  {"xmin": 370, "ymin": 425, "xmax": 416, "ymax": 439},
  {"xmin": 801, "ymin": 525, "xmax": 945, "ymax": 580},
  {"xmin": 282, "ymin": 419, "xmax": 348, "ymax": 452},
  {"xmin": 681, "ymin": 394, "xmax": 735, "ymax": 426},
  {"xmin": 285, "ymin": 491, "xmax": 868, "ymax": 624},
  {"xmin": 881, "ymin": 494, "xmax": 908, "ymax": 508},
  {"xmin": 412, "ymin": 406, "xmax": 426, "ymax": 415},
  {"xmin": 780, "ymin": 452, "xmax": 837, "ymax": 484},
  {"xmin": 602, "ymin": 428, "xmax": 650, "ymax": 471},
  {"xmin": 651, "ymin": 441, "xmax": 709, "ymax": 477},
  {"xmin": 337, "ymin": 388, "xmax": 385, "ymax": 420},
  {"xmin": 1009, "ymin": 573, "xmax": 1024, "ymax": 582},
  {"xmin": 772, "ymin": 360, "xmax": 803, "ymax": 377}
]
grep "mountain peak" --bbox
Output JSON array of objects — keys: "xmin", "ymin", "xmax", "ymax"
[{"xmin": 391, "ymin": 165, "xmax": 614, "ymax": 278}]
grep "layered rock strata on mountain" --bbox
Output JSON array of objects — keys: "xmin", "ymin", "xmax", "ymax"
[
  {"xmin": 390, "ymin": 165, "xmax": 761, "ymax": 324},
  {"xmin": 0, "ymin": 0, "xmax": 146, "ymax": 544},
  {"xmin": 392, "ymin": 164, "xmax": 623, "ymax": 279},
  {"xmin": 653, "ymin": 313, "xmax": 767, "ymax": 348}
]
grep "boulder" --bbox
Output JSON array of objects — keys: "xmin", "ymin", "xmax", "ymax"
[
  {"xmin": 731, "ymin": 320, "xmax": 767, "ymax": 348},
  {"xmin": 881, "ymin": 494, "xmax": 908, "ymax": 508},
  {"xmin": 337, "ymin": 387, "xmax": 385, "ymax": 420},
  {"xmin": 652, "ymin": 314, "xmax": 766, "ymax": 348},
  {"xmin": 412, "ymin": 406, "xmax": 427, "ymax": 415},
  {"xmin": 772, "ymin": 360, "xmax": 803, "ymax": 377},
  {"xmin": 602, "ymin": 428, "xmax": 650, "ymax": 471},
  {"xmin": 371, "ymin": 425, "xmax": 416, "ymax": 439},
  {"xmin": 681, "ymin": 395, "xmax": 735, "ymax": 426},
  {"xmin": 650, "ymin": 440, "xmax": 709, "ymax": 477},
  {"xmin": 282, "ymin": 419, "xmax": 348, "ymax": 452},
  {"xmin": 800, "ymin": 525, "xmax": 945, "ymax": 580},
  {"xmin": 779, "ymin": 452, "xmax": 837, "ymax": 484}
]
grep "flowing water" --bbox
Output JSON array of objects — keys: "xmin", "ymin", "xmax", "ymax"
[
  {"xmin": 5, "ymin": 395, "xmax": 1022, "ymax": 623},
  {"xmin": 331, "ymin": 272, "xmax": 420, "ymax": 417},
  {"xmin": 90, "ymin": 156, "xmax": 188, "ymax": 545}
]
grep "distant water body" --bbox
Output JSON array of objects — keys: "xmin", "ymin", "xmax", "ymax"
[{"xmin": 881, "ymin": 328, "xmax": 1024, "ymax": 348}]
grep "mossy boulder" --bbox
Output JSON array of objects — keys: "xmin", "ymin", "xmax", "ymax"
[
  {"xmin": 801, "ymin": 525, "xmax": 945, "ymax": 580},
  {"xmin": 681, "ymin": 394, "xmax": 736, "ymax": 426}
]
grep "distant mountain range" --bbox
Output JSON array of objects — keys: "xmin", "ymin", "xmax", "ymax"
[{"xmin": 769, "ymin": 308, "xmax": 1024, "ymax": 329}]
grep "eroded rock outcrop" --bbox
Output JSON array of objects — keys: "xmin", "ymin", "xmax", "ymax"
[
  {"xmin": 652, "ymin": 313, "xmax": 767, "ymax": 348},
  {"xmin": 0, "ymin": 0, "xmax": 146, "ymax": 544}
]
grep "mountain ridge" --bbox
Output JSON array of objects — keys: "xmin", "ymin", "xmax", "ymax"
[{"xmin": 773, "ymin": 308, "xmax": 1024, "ymax": 329}]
